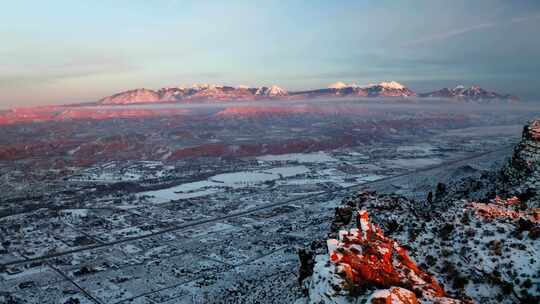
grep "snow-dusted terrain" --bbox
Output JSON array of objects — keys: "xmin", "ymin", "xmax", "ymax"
[
  {"xmin": 1, "ymin": 102, "xmax": 539, "ymax": 304},
  {"xmin": 298, "ymin": 120, "xmax": 540, "ymax": 304}
]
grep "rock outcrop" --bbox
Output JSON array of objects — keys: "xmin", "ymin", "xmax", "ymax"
[
  {"xmin": 299, "ymin": 119, "xmax": 540, "ymax": 303},
  {"xmin": 305, "ymin": 210, "xmax": 465, "ymax": 304},
  {"xmin": 511, "ymin": 120, "xmax": 540, "ymax": 176}
]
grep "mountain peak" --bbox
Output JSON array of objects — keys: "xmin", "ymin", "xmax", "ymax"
[
  {"xmin": 328, "ymin": 82, "xmax": 349, "ymax": 89},
  {"xmin": 420, "ymin": 85, "xmax": 518, "ymax": 102},
  {"xmin": 190, "ymin": 83, "xmax": 223, "ymax": 90},
  {"xmin": 99, "ymin": 88, "xmax": 161, "ymax": 105},
  {"xmin": 377, "ymin": 81, "xmax": 406, "ymax": 90},
  {"xmin": 255, "ymin": 85, "xmax": 288, "ymax": 96}
]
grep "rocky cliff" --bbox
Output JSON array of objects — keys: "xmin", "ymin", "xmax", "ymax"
[
  {"xmin": 509, "ymin": 120, "xmax": 540, "ymax": 178},
  {"xmin": 299, "ymin": 120, "xmax": 540, "ymax": 304},
  {"xmin": 92, "ymin": 82, "xmax": 521, "ymax": 105},
  {"xmin": 98, "ymin": 84, "xmax": 290, "ymax": 104}
]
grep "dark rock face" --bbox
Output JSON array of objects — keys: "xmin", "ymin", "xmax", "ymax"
[
  {"xmin": 329, "ymin": 206, "xmax": 353, "ymax": 237},
  {"xmin": 298, "ymin": 240, "xmax": 326, "ymax": 291},
  {"xmin": 511, "ymin": 120, "xmax": 540, "ymax": 175},
  {"xmin": 298, "ymin": 249, "xmax": 315, "ymax": 289},
  {"xmin": 497, "ymin": 119, "xmax": 540, "ymax": 208}
]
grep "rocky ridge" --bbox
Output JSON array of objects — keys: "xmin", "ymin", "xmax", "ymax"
[
  {"xmin": 509, "ymin": 120, "xmax": 540, "ymax": 178},
  {"xmin": 292, "ymin": 81, "xmax": 416, "ymax": 99},
  {"xmin": 298, "ymin": 120, "xmax": 540, "ymax": 304},
  {"xmin": 306, "ymin": 210, "xmax": 464, "ymax": 303},
  {"xmin": 419, "ymin": 85, "xmax": 519, "ymax": 102},
  {"xmin": 97, "ymin": 82, "xmax": 519, "ymax": 105},
  {"xmin": 99, "ymin": 84, "xmax": 289, "ymax": 104}
]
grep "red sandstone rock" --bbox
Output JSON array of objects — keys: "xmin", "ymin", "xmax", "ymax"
[
  {"xmin": 327, "ymin": 210, "xmax": 445, "ymax": 297},
  {"xmin": 469, "ymin": 196, "xmax": 540, "ymax": 222}
]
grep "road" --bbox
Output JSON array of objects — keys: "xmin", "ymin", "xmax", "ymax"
[{"xmin": 1, "ymin": 145, "xmax": 512, "ymax": 269}]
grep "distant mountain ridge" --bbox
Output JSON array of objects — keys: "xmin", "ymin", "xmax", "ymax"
[
  {"xmin": 99, "ymin": 84, "xmax": 289, "ymax": 105},
  {"xmin": 292, "ymin": 81, "xmax": 417, "ymax": 98},
  {"xmin": 97, "ymin": 82, "xmax": 518, "ymax": 105},
  {"xmin": 419, "ymin": 85, "xmax": 519, "ymax": 102}
]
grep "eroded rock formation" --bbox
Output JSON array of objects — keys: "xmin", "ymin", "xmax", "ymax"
[
  {"xmin": 305, "ymin": 210, "xmax": 465, "ymax": 304},
  {"xmin": 300, "ymin": 119, "xmax": 540, "ymax": 303},
  {"xmin": 511, "ymin": 120, "xmax": 540, "ymax": 176}
]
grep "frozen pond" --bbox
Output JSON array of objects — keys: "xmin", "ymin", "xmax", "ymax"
[
  {"xmin": 140, "ymin": 166, "xmax": 310, "ymax": 204},
  {"xmin": 257, "ymin": 152, "xmax": 338, "ymax": 163}
]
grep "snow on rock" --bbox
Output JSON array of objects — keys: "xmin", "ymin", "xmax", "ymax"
[
  {"xmin": 255, "ymin": 85, "xmax": 289, "ymax": 96},
  {"xmin": 99, "ymin": 88, "xmax": 161, "ymax": 104},
  {"xmin": 98, "ymin": 83, "xmax": 288, "ymax": 104},
  {"xmin": 511, "ymin": 119, "xmax": 540, "ymax": 176},
  {"xmin": 418, "ymin": 85, "xmax": 519, "ymax": 102},
  {"xmin": 306, "ymin": 210, "xmax": 464, "ymax": 304},
  {"xmin": 328, "ymin": 82, "xmax": 349, "ymax": 89},
  {"xmin": 367, "ymin": 287, "xmax": 418, "ymax": 304},
  {"xmin": 300, "ymin": 119, "xmax": 540, "ymax": 304},
  {"xmin": 377, "ymin": 81, "xmax": 406, "ymax": 90},
  {"xmin": 365, "ymin": 81, "xmax": 416, "ymax": 97},
  {"xmin": 468, "ymin": 196, "xmax": 540, "ymax": 222}
]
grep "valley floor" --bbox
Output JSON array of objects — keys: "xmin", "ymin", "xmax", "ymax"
[{"xmin": 0, "ymin": 141, "xmax": 514, "ymax": 304}]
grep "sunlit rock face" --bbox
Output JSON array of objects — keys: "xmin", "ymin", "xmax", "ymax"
[
  {"xmin": 300, "ymin": 118, "xmax": 540, "ymax": 303},
  {"xmin": 327, "ymin": 210, "xmax": 444, "ymax": 297},
  {"xmin": 305, "ymin": 210, "xmax": 465, "ymax": 304},
  {"xmin": 468, "ymin": 195, "xmax": 540, "ymax": 223},
  {"xmin": 303, "ymin": 191, "xmax": 539, "ymax": 303},
  {"xmin": 99, "ymin": 88, "xmax": 161, "ymax": 104}
]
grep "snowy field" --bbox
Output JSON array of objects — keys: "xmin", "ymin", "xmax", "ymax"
[
  {"xmin": 257, "ymin": 152, "xmax": 338, "ymax": 163},
  {"xmin": 140, "ymin": 166, "xmax": 310, "ymax": 204}
]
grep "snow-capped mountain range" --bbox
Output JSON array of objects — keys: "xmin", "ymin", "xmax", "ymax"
[
  {"xmin": 97, "ymin": 82, "xmax": 518, "ymax": 105},
  {"xmin": 419, "ymin": 85, "xmax": 519, "ymax": 102},
  {"xmin": 99, "ymin": 84, "xmax": 289, "ymax": 105}
]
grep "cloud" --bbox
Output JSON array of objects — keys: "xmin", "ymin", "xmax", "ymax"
[
  {"xmin": 0, "ymin": 56, "xmax": 134, "ymax": 88},
  {"xmin": 403, "ymin": 13, "xmax": 540, "ymax": 47}
]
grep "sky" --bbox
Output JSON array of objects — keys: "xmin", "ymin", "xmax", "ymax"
[{"xmin": 1, "ymin": 0, "xmax": 540, "ymax": 108}]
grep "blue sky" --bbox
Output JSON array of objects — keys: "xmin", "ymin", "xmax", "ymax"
[{"xmin": 1, "ymin": 0, "xmax": 540, "ymax": 107}]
